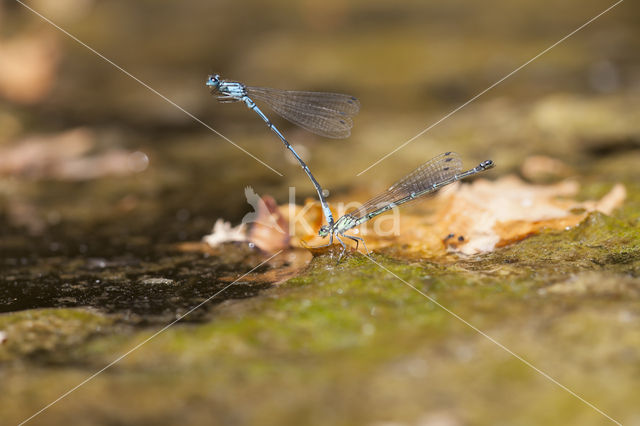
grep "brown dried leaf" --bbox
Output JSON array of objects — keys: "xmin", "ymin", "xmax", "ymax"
[
  {"xmin": 203, "ymin": 193, "xmax": 290, "ymax": 253},
  {"xmin": 219, "ymin": 249, "xmax": 313, "ymax": 284},
  {"xmin": 202, "ymin": 219, "xmax": 249, "ymax": 247},
  {"xmin": 0, "ymin": 30, "xmax": 60, "ymax": 104},
  {"xmin": 247, "ymin": 195, "xmax": 290, "ymax": 252},
  {"xmin": 521, "ymin": 155, "xmax": 574, "ymax": 181},
  {"xmin": 431, "ymin": 176, "xmax": 626, "ymax": 255},
  {"xmin": 0, "ymin": 128, "xmax": 149, "ymax": 180},
  {"xmin": 0, "ymin": 128, "xmax": 94, "ymax": 177}
]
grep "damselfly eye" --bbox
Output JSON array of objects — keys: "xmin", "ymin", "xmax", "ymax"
[{"xmin": 318, "ymin": 225, "xmax": 330, "ymax": 237}]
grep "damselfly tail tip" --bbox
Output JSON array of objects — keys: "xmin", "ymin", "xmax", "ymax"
[{"xmin": 478, "ymin": 159, "xmax": 495, "ymax": 170}]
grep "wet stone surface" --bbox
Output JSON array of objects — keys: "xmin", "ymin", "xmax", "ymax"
[{"xmin": 1, "ymin": 237, "xmax": 272, "ymax": 323}]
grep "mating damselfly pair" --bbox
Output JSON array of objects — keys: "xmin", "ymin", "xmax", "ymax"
[{"xmin": 207, "ymin": 74, "xmax": 494, "ymax": 254}]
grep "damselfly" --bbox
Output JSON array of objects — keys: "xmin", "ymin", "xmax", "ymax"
[
  {"xmin": 316, "ymin": 152, "xmax": 494, "ymax": 256},
  {"xmin": 206, "ymin": 74, "xmax": 359, "ymax": 228}
]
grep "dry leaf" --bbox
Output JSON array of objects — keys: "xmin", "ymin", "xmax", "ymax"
[
  {"xmin": 0, "ymin": 128, "xmax": 149, "ymax": 180},
  {"xmin": 431, "ymin": 176, "xmax": 626, "ymax": 255},
  {"xmin": 0, "ymin": 30, "xmax": 60, "ymax": 104},
  {"xmin": 202, "ymin": 219, "xmax": 248, "ymax": 247},
  {"xmin": 521, "ymin": 155, "xmax": 573, "ymax": 181},
  {"xmin": 218, "ymin": 249, "xmax": 313, "ymax": 284},
  {"xmin": 247, "ymin": 194, "xmax": 290, "ymax": 252},
  {"xmin": 0, "ymin": 128, "xmax": 94, "ymax": 177},
  {"xmin": 203, "ymin": 190, "xmax": 290, "ymax": 253}
]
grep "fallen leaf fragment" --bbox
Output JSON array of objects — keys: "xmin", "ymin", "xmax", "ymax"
[
  {"xmin": 217, "ymin": 249, "xmax": 313, "ymax": 284},
  {"xmin": 0, "ymin": 128, "xmax": 149, "ymax": 180},
  {"xmin": 0, "ymin": 128, "xmax": 93, "ymax": 177},
  {"xmin": 244, "ymin": 189, "xmax": 290, "ymax": 252},
  {"xmin": 202, "ymin": 188, "xmax": 290, "ymax": 252},
  {"xmin": 0, "ymin": 30, "xmax": 60, "ymax": 104},
  {"xmin": 521, "ymin": 155, "xmax": 574, "ymax": 181},
  {"xmin": 202, "ymin": 219, "xmax": 248, "ymax": 247},
  {"xmin": 433, "ymin": 176, "xmax": 626, "ymax": 255}
]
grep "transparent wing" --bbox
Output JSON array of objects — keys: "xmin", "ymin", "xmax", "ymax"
[
  {"xmin": 347, "ymin": 152, "xmax": 464, "ymax": 220},
  {"xmin": 246, "ymin": 87, "xmax": 360, "ymax": 139},
  {"xmin": 388, "ymin": 152, "xmax": 463, "ymax": 193}
]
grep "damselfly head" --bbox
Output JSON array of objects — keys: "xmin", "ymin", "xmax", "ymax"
[
  {"xmin": 206, "ymin": 74, "xmax": 221, "ymax": 89},
  {"xmin": 318, "ymin": 225, "xmax": 331, "ymax": 237}
]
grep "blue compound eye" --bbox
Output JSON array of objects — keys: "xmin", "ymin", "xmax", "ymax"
[{"xmin": 318, "ymin": 225, "xmax": 330, "ymax": 237}]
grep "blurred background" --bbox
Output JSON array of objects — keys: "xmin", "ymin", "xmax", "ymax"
[{"xmin": 1, "ymin": 0, "xmax": 639, "ymax": 252}]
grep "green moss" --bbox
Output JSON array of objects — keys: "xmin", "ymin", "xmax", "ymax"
[
  {"xmin": 5, "ymin": 192, "xmax": 640, "ymax": 425},
  {"xmin": 0, "ymin": 308, "xmax": 113, "ymax": 363},
  {"xmin": 465, "ymin": 212, "xmax": 640, "ymax": 285},
  {"xmin": 4, "ymin": 215, "xmax": 640, "ymax": 426}
]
